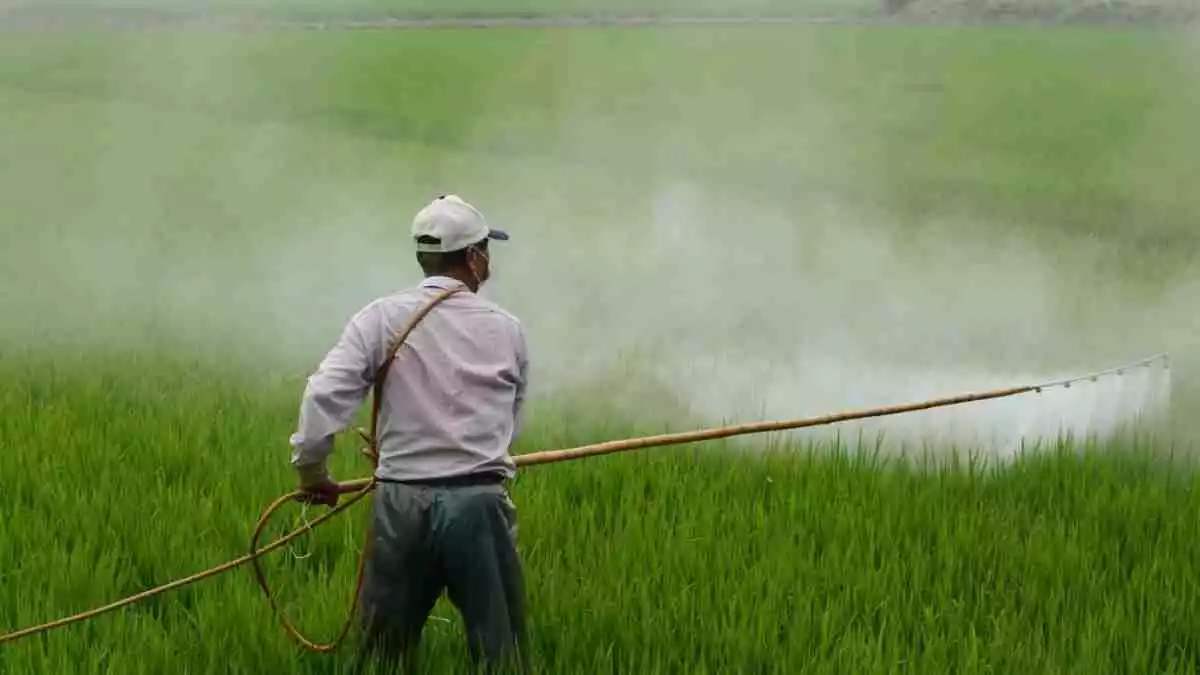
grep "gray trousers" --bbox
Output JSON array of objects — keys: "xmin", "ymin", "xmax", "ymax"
[{"xmin": 356, "ymin": 479, "xmax": 526, "ymax": 672}]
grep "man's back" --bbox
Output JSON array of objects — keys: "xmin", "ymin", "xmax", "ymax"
[
  {"xmin": 288, "ymin": 275, "xmax": 528, "ymax": 485},
  {"xmin": 360, "ymin": 276, "xmax": 529, "ymax": 482}
]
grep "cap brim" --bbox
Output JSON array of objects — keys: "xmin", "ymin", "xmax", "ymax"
[{"xmin": 487, "ymin": 229, "xmax": 510, "ymax": 242}]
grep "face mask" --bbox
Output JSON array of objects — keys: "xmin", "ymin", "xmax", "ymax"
[{"xmin": 468, "ymin": 246, "xmax": 491, "ymax": 289}]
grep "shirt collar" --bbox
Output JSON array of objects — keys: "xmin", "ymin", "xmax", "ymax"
[{"xmin": 420, "ymin": 275, "xmax": 471, "ymax": 292}]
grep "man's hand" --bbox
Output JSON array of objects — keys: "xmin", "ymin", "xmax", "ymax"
[{"xmin": 296, "ymin": 476, "xmax": 341, "ymax": 507}]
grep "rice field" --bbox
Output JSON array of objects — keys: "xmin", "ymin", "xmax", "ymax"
[
  {"xmin": 2, "ymin": 5, "xmax": 1199, "ymax": 674},
  {"xmin": 4, "ymin": 0, "xmax": 1196, "ymax": 22}
]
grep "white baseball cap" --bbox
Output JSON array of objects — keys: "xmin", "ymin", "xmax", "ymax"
[{"xmin": 411, "ymin": 194, "xmax": 509, "ymax": 253}]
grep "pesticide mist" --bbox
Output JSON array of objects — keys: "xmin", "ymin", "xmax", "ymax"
[{"xmin": 0, "ymin": 9, "xmax": 1194, "ymax": 459}]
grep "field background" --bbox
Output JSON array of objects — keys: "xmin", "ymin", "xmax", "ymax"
[
  {"xmin": 3, "ymin": 0, "xmax": 1199, "ymax": 21},
  {"xmin": 2, "ymin": 2, "xmax": 1200, "ymax": 673}
]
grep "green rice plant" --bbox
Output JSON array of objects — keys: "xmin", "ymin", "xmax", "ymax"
[{"xmin": 1, "ymin": 350, "xmax": 1198, "ymax": 673}]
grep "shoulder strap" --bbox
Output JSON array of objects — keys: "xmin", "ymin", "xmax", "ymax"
[{"xmin": 359, "ymin": 286, "xmax": 467, "ymax": 464}]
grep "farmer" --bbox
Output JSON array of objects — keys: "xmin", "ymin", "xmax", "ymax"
[{"xmin": 287, "ymin": 194, "xmax": 530, "ymax": 671}]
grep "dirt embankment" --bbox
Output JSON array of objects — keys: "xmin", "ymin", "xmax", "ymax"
[{"xmin": 895, "ymin": 0, "xmax": 1197, "ymax": 23}]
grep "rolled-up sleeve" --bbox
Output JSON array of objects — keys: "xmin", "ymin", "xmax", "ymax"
[{"xmin": 289, "ymin": 310, "xmax": 378, "ymax": 484}]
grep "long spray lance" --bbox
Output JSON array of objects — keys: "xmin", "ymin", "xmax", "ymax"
[
  {"xmin": 338, "ymin": 349, "xmax": 1169, "ymax": 493},
  {"xmin": 0, "ymin": 286, "xmax": 1170, "ymax": 650}
]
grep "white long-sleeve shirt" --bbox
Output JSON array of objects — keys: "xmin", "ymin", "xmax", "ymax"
[{"xmin": 289, "ymin": 276, "xmax": 530, "ymax": 484}]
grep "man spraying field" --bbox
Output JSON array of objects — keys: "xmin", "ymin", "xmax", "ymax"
[{"xmin": 288, "ymin": 194, "xmax": 530, "ymax": 671}]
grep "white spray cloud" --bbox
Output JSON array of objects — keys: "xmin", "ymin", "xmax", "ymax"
[{"xmin": 0, "ymin": 9, "xmax": 1191, "ymax": 456}]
